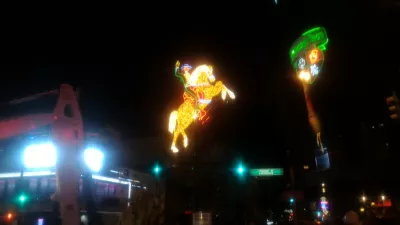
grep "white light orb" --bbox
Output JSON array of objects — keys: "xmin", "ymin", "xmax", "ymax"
[
  {"xmin": 23, "ymin": 143, "xmax": 57, "ymax": 169},
  {"xmin": 84, "ymin": 148, "xmax": 104, "ymax": 172}
]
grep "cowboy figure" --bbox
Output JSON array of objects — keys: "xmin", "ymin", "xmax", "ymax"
[{"xmin": 180, "ymin": 64, "xmax": 204, "ymax": 118}]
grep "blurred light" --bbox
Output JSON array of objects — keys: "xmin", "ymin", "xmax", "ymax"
[
  {"xmin": 299, "ymin": 71, "xmax": 311, "ymax": 81},
  {"xmin": 0, "ymin": 172, "xmax": 130, "ymax": 186},
  {"xmin": 37, "ymin": 218, "xmax": 44, "ymax": 225},
  {"xmin": 84, "ymin": 148, "xmax": 104, "ymax": 172},
  {"xmin": 235, "ymin": 163, "xmax": 246, "ymax": 175},
  {"xmin": 298, "ymin": 58, "xmax": 306, "ymax": 69},
  {"xmin": 19, "ymin": 194, "xmax": 26, "ymax": 203},
  {"xmin": 303, "ymin": 165, "xmax": 309, "ymax": 170},
  {"xmin": 24, "ymin": 171, "xmax": 54, "ymax": 177},
  {"xmin": 371, "ymin": 202, "xmax": 375, "ymax": 206},
  {"xmin": 153, "ymin": 164, "xmax": 161, "ymax": 175},
  {"xmin": 0, "ymin": 172, "xmax": 21, "ymax": 178},
  {"xmin": 81, "ymin": 215, "xmax": 88, "ymax": 225},
  {"xmin": 322, "ymin": 188, "xmax": 326, "ymax": 193},
  {"xmin": 308, "ymin": 49, "xmax": 319, "ymax": 64},
  {"xmin": 310, "ymin": 64, "xmax": 320, "ymax": 76},
  {"xmin": 360, "ymin": 207, "xmax": 365, "ymax": 212},
  {"xmin": 381, "ymin": 195, "xmax": 386, "ymax": 200},
  {"xmin": 23, "ymin": 143, "xmax": 57, "ymax": 168},
  {"xmin": 321, "ymin": 183, "xmax": 325, "ymax": 187},
  {"xmin": 362, "ymin": 196, "xmax": 366, "ymax": 202},
  {"xmin": 92, "ymin": 175, "xmax": 129, "ymax": 185},
  {"xmin": 290, "ymin": 198, "xmax": 294, "ymax": 203},
  {"xmin": 6, "ymin": 213, "xmax": 13, "ymax": 220}
]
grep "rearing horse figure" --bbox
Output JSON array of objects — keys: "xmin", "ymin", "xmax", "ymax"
[{"xmin": 168, "ymin": 64, "xmax": 235, "ymax": 153}]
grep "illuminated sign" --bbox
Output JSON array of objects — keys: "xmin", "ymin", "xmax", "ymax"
[
  {"xmin": 169, "ymin": 61, "xmax": 235, "ymax": 153},
  {"xmin": 249, "ymin": 168, "xmax": 283, "ymax": 176},
  {"xmin": 289, "ymin": 27, "xmax": 328, "ymax": 63},
  {"xmin": 294, "ymin": 47, "xmax": 324, "ymax": 84}
]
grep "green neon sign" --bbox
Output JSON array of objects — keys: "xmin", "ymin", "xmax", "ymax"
[
  {"xmin": 289, "ymin": 27, "xmax": 328, "ymax": 63},
  {"xmin": 249, "ymin": 168, "xmax": 284, "ymax": 176}
]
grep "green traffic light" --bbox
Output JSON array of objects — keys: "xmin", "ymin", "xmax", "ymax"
[
  {"xmin": 153, "ymin": 164, "xmax": 161, "ymax": 175},
  {"xmin": 236, "ymin": 163, "xmax": 246, "ymax": 175},
  {"xmin": 18, "ymin": 194, "xmax": 27, "ymax": 203}
]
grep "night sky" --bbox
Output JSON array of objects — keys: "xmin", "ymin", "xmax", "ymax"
[{"xmin": 0, "ymin": 1, "xmax": 398, "ymax": 167}]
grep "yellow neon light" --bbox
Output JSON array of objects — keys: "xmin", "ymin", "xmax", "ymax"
[
  {"xmin": 299, "ymin": 70, "xmax": 311, "ymax": 81},
  {"xmin": 169, "ymin": 64, "xmax": 235, "ymax": 153},
  {"xmin": 309, "ymin": 49, "xmax": 319, "ymax": 64}
]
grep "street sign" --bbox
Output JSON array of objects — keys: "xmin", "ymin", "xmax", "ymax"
[{"xmin": 249, "ymin": 168, "xmax": 284, "ymax": 176}]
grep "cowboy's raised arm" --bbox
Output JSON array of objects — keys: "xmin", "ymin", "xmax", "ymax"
[{"xmin": 174, "ymin": 60, "xmax": 181, "ymax": 77}]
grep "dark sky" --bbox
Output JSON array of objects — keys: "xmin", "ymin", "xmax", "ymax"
[{"xmin": 0, "ymin": 1, "xmax": 398, "ymax": 166}]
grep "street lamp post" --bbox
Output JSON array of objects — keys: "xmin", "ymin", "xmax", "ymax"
[{"xmin": 289, "ymin": 27, "xmax": 329, "ymax": 223}]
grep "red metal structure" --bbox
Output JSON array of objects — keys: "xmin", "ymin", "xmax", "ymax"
[{"xmin": 0, "ymin": 84, "xmax": 83, "ymax": 225}]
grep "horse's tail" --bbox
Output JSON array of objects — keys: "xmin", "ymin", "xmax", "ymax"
[{"xmin": 168, "ymin": 111, "xmax": 178, "ymax": 133}]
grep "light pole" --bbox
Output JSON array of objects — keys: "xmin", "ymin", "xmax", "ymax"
[{"xmin": 289, "ymin": 27, "xmax": 329, "ymax": 223}]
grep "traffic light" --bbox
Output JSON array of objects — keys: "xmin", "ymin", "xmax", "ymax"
[
  {"xmin": 18, "ymin": 194, "xmax": 27, "ymax": 203},
  {"xmin": 152, "ymin": 163, "xmax": 161, "ymax": 176},
  {"xmin": 235, "ymin": 162, "xmax": 246, "ymax": 176},
  {"xmin": 386, "ymin": 93, "xmax": 399, "ymax": 120},
  {"xmin": 15, "ymin": 193, "xmax": 28, "ymax": 206}
]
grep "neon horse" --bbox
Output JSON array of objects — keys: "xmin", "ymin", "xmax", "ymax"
[{"xmin": 168, "ymin": 64, "xmax": 235, "ymax": 153}]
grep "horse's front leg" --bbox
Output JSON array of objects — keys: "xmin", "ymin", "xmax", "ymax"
[
  {"xmin": 212, "ymin": 81, "xmax": 227, "ymax": 100},
  {"xmin": 221, "ymin": 88, "xmax": 227, "ymax": 100},
  {"xmin": 221, "ymin": 85, "xmax": 235, "ymax": 100},
  {"xmin": 213, "ymin": 81, "xmax": 235, "ymax": 100},
  {"xmin": 225, "ymin": 86, "xmax": 235, "ymax": 99}
]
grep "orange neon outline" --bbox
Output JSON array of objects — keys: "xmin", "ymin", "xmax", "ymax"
[{"xmin": 182, "ymin": 92, "xmax": 208, "ymax": 121}]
